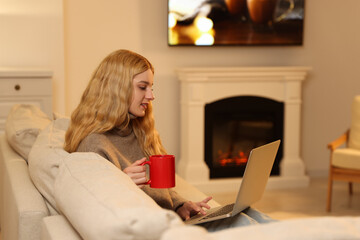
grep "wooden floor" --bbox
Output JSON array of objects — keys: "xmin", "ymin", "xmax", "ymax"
[{"xmin": 211, "ymin": 177, "xmax": 360, "ymax": 220}]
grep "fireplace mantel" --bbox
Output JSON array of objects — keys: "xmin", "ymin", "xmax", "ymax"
[{"xmin": 176, "ymin": 67, "xmax": 311, "ymax": 193}]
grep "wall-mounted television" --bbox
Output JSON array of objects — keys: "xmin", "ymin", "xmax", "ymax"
[{"xmin": 168, "ymin": 0, "xmax": 304, "ymax": 46}]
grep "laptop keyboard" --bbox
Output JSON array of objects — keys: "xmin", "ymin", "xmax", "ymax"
[{"xmin": 202, "ymin": 203, "xmax": 235, "ymax": 219}]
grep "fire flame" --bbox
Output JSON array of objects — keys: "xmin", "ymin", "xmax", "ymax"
[{"xmin": 217, "ymin": 150, "xmax": 248, "ymax": 166}]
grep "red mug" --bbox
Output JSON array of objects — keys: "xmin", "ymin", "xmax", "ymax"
[{"xmin": 141, "ymin": 155, "xmax": 176, "ymax": 188}]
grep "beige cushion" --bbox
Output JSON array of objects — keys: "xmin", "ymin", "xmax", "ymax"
[
  {"xmin": 210, "ymin": 217, "xmax": 360, "ymax": 240},
  {"xmin": 349, "ymin": 95, "xmax": 360, "ymax": 150},
  {"xmin": 5, "ymin": 104, "xmax": 51, "ymax": 160},
  {"xmin": 163, "ymin": 217, "xmax": 360, "ymax": 240},
  {"xmin": 41, "ymin": 215, "xmax": 82, "ymax": 240},
  {"xmin": 29, "ymin": 118, "xmax": 183, "ymax": 240},
  {"xmin": 28, "ymin": 118, "xmax": 70, "ymax": 211},
  {"xmin": 332, "ymin": 148, "xmax": 360, "ymax": 170},
  {"xmin": 56, "ymin": 153, "xmax": 182, "ymax": 240}
]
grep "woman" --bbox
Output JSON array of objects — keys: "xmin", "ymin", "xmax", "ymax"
[{"xmin": 64, "ymin": 49, "xmax": 272, "ymax": 231}]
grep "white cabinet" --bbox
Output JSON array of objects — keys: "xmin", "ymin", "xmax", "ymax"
[{"xmin": 0, "ymin": 68, "xmax": 52, "ymax": 133}]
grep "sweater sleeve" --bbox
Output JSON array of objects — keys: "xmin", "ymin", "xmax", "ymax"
[{"xmin": 169, "ymin": 189, "xmax": 188, "ymax": 211}]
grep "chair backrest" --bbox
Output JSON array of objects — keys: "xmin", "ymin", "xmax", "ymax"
[{"xmin": 349, "ymin": 95, "xmax": 360, "ymax": 150}]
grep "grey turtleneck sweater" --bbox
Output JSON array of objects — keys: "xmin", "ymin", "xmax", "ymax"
[{"xmin": 76, "ymin": 126, "xmax": 187, "ymax": 211}]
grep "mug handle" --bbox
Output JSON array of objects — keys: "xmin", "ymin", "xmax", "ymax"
[
  {"xmin": 140, "ymin": 161, "xmax": 151, "ymax": 185},
  {"xmin": 275, "ymin": 0, "xmax": 294, "ymax": 22}
]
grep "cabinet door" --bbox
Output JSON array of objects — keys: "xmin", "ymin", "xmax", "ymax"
[{"xmin": 0, "ymin": 71, "xmax": 52, "ymax": 134}]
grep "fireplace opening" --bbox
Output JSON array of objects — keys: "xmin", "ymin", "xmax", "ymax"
[{"xmin": 205, "ymin": 96, "xmax": 284, "ymax": 179}]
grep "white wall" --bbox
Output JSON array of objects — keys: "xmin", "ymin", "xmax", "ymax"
[
  {"xmin": 62, "ymin": 0, "xmax": 360, "ymax": 177},
  {"xmin": 0, "ymin": 0, "xmax": 65, "ymax": 114}
]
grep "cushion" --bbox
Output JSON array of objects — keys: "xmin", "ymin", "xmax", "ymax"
[
  {"xmin": 210, "ymin": 217, "xmax": 360, "ymax": 240},
  {"xmin": 332, "ymin": 148, "xmax": 360, "ymax": 170},
  {"xmin": 5, "ymin": 104, "xmax": 51, "ymax": 160},
  {"xmin": 349, "ymin": 95, "xmax": 360, "ymax": 150},
  {"xmin": 28, "ymin": 117, "xmax": 70, "ymax": 211},
  {"xmin": 28, "ymin": 118, "xmax": 183, "ymax": 240},
  {"xmin": 162, "ymin": 217, "xmax": 360, "ymax": 240},
  {"xmin": 55, "ymin": 153, "xmax": 183, "ymax": 240},
  {"xmin": 41, "ymin": 215, "xmax": 82, "ymax": 240}
]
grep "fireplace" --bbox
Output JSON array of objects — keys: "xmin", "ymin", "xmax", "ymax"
[
  {"xmin": 205, "ymin": 96, "xmax": 284, "ymax": 179},
  {"xmin": 176, "ymin": 67, "xmax": 311, "ymax": 193}
]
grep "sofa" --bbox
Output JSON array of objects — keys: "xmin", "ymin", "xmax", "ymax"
[{"xmin": 1, "ymin": 104, "xmax": 360, "ymax": 240}]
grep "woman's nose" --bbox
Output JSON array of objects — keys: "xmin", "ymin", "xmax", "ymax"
[{"xmin": 146, "ymin": 89, "xmax": 155, "ymax": 101}]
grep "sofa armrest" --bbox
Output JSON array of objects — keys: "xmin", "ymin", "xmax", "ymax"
[
  {"xmin": 41, "ymin": 215, "xmax": 82, "ymax": 240},
  {"xmin": 174, "ymin": 175, "xmax": 220, "ymax": 208},
  {"xmin": 0, "ymin": 134, "xmax": 49, "ymax": 240}
]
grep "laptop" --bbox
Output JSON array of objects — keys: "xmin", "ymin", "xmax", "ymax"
[{"xmin": 185, "ymin": 140, "xmax": 281, "ymax": 225}]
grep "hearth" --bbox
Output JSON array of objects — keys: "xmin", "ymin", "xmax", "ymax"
[
  {"xmin": 176, "ymin": 67, "xmax": 311, "ymax": 193},
  {"xmin": 205, "ymin": 96, "xmax": 284, "ymax": 179}
]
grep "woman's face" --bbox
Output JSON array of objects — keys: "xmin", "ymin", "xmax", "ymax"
[{"xmin": 129, "ymin": 69, "xmax": 155, "ymax": 117}]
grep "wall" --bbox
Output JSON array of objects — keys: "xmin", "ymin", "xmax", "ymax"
[
  {"xmin": 63, "ymin": 0, "xmax": 360, "ymax": 177},
  {"xmin": 0, "ymin": 0, "xmax": 65, "ymax": 114}
]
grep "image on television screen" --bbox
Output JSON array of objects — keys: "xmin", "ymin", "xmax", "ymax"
[{"xmin": 168, "ymin": 0, "xmax": 304, "ymax": 46}]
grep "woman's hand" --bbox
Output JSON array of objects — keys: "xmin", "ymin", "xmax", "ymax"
[
  {"xmin": 123, "ymin": 157, "xmax": 147, "ymax": 188},
  {"xmin": 176, "ymin": 196, "xmax": 213, "ymax": 221}
]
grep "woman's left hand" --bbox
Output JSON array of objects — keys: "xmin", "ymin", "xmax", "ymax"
[{"xmin": 176, "ymin": 196, "xmax": 213, "ymax": 221}]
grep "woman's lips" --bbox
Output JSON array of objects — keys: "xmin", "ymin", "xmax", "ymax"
[{"xmin": 141, "ymin": 103, "xmax": 148, "ymax": 110}]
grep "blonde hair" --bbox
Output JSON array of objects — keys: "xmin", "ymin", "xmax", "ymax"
[{"xmin": 64, "ymin": 49, "xmax": 166, "ymax": 157}]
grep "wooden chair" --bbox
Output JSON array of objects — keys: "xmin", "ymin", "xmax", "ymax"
[{"xmin": 326, "ymin": 96, "xmax": 360, "ymax": 212}]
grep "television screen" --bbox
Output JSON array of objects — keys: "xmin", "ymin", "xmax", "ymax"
[{"xmin": 168, "ymin": 0, "xmax": 304, "ymax": 46}]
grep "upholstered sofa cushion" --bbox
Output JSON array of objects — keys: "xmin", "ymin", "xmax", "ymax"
[
  {"xmin": 5, "ymin": 104, "xmax": 51, "ymax": 160},
  {"xmin": 28, "ymin": 118, "xmax": 69, "ymax": 211},
  {"xmin": 41, "ymin": 215, "xmax": 82, "ymax": 240},
  {"xmin": 28, "ymin": 118, "xmax": 183, "ymax": 240},
  {"xmin": 56, "ymin": 152, "xmax": 183, "ymax": 240},
  {"xmin": 349, "ymin": 95, "xmax": 360, "ymax": 150},
  {"xmin": 332, "ymin": 148, "xmax": 360, "ymax": 170},
  {"xmin": 162, "ymin": 217, "xmax": 360, "ymax": 240}
]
